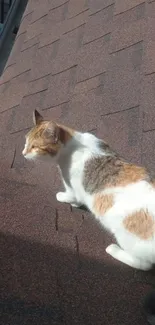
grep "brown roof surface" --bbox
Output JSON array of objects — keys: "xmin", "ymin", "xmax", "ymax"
[{"xmin": 0, "ymin": 0, "xmax": 155, "ymax": 323}]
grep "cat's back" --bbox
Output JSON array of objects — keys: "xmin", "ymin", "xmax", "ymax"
[
  {"xmin": 68, "ymin": 132, "xmax": 155, "ymax": 217},
  {"xmin": 82, "ymin": 148, "xmax": 155, "ymax": 221},
  {"xmin": 83, "ymin": 150, "xmax": 151, "ymax": 194}
]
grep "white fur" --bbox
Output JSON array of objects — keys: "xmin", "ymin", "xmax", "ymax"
[
  {"xmin": 22, "ymin": 138, "xmax": 37, "ymax": 160},
  {"xmin": 22, "ymin": 138, "xmax": 29, "ymax": 156},
  {"xmin": 23, "ymin": 131, "xmax": 155, "ymax": 271}
]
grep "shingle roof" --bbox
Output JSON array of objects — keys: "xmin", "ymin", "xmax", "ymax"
[{"xmin": 0, "ymin": 0, "xmax": 154, "ymax": 324}]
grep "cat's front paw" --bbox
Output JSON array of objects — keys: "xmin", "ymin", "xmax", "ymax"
[
  {"xmin": 56, "ymin": 192, "xmax": 73, "ymax": 203},
  {"xmin": 106, "ymin": 244, "xmax": 119, "ymax": 255}
]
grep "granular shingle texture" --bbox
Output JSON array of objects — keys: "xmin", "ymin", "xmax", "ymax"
[{"xmin": 0, "ymin": 0, "xmax": 155, "ymax": 324}]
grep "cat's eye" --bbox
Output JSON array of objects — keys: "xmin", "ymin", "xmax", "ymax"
[{"xmin": 31, "ymin": 145, "xmax": 35, "ymax": 149}]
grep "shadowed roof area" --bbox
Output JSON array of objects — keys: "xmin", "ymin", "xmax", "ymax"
[{"xmin": 0, "ymin": 0, "xmax": 155, "ymax": 324}]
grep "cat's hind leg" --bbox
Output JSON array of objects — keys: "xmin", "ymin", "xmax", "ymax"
[{"xmin": 106, "ymin": 244, "xmax": 152, "ymax": 271}]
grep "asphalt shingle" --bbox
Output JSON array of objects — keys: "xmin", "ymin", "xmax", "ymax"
[{"xmin": 0, "ymin": 0, "xmax": 154, "ymax": 324}]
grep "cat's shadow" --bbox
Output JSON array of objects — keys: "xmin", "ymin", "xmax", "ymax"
[
  {"xmin": 0, "ymin": 227, "xmax": 154, "ymax": 325},
  {"xmin": 0, "ymin": 297, "xmax": 62, "ymax": 322}
]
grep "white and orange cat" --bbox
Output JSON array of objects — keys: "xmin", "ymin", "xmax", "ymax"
[{"xmin": 22, "ymin": 110, "xmax": 155, "ymax": 271}]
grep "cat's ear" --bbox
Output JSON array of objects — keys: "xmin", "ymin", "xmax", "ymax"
[
  {"xmin": 43, "ymin": 121, "xmax": 60, "ymax": 144},
  {"xmin": 33, "ymin": 110, "xmax": 43, "ymax": 125}
]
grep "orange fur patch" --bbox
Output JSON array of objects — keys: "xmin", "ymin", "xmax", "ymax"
[
  {"xmin": 93, "ymin": 193, "xmax": 114, "ymax": 215},
  {"xmin": 116, "ymin": 164, "xmax": 148, "ymax": 187},
  {"xmin": 123, "ymin": 210, "xmax": 154, "ymax": 240},
  {"xmin": 105, "ymin": 163, "xmax": 148, "ymax": 188}
]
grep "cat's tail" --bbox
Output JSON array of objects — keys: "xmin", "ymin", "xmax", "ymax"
[{"xmin": 143, "ymin": 291, "xmax": 155, "ymax": 324}]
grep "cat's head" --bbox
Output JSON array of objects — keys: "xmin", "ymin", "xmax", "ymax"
[{"xmin": 22, "ymin": 110, "xmax": 64, "ymax": 161}]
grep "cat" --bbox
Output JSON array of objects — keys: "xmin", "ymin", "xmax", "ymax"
[
  {"xmin": 143, "ymin": 291, "xmax": 155, "ymax": 324},
  {"xmin": 22, "ymin": 109, "xmax": 155, "ymax": 271}
]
